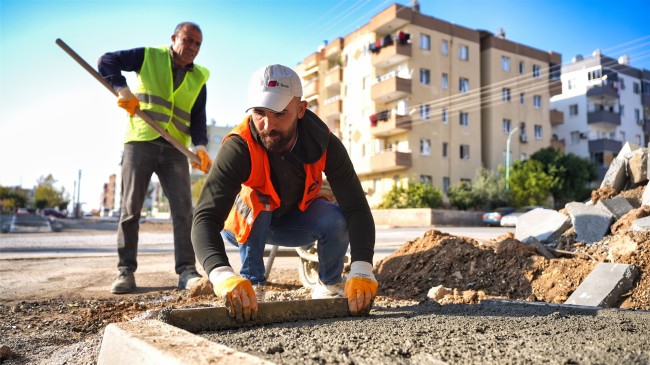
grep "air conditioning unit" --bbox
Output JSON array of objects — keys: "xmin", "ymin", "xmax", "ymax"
[
  {"xmin": 520, "ymin": 134, "xmax": 528, "ymax": 143},
  {"xmin": 579, "ymin": 132, "xmax": 588, "ymax": 139}
]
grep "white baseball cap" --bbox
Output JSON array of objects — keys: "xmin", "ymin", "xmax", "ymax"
[{"xmin": 246, "ymin": 64, "xmax": 303, "ymax": 112}]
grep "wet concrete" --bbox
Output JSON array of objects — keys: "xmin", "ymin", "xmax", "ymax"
[{"xmin": 201, "ymin": 301, "xmax": 650, "ymax": 364}]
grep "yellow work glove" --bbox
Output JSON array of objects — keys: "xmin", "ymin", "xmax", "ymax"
[
  {"xmin": 209, "ymin": 266, "xmax": 258, "ymax": 322},
  {"xmin": 191, "ymin": 145, "xmax": 212, "ymax": 174},
  {"xmin": 344, "ymin": 261, "xmax": 378, "ymax": 316},
  {"xmin": 116, "ymin": 86, "xmax": 140, "ymax": 117}
]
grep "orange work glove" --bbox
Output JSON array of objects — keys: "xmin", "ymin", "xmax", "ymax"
[
  {"xmin": 191, "ymin": 145, "xmax": 212, "ymax": 174},
  {"xmin": 210, "ymin": 266, "xmax": 258, "ymax": 322},
  {"xmin": 116, "ymin": 86, "xmax": 140, "ymax": 117},
  {"xmin": 344, "ymin": 261, "xmax": 378, "ymax": 316}
]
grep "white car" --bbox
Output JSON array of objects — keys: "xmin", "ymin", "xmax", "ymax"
[{"xmin": 500, "ymin": 206, "xmax": 551, "ymax": 227}]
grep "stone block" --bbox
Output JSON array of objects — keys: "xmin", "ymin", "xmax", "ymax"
[
  {"xmin": 599, "ymin": 157, "xmax": 627, "ymax": 193},
  {"xmin": 515, "ymin": 208, "xmax": 571, "ymax": 244},
  {"xmin": 565, "ymin": 263, "xmax": 639, "ymax": 307},
  {"xmin": 565, "ymin": 202, "xmax": 613, "ymax": 244},
  {"xmin": 596, "ymin": 195, "xmax": 633, "ymax": 220},
  {"xmin": 626, "ymin": 147, "xmax": 648, "ymax": 185}
]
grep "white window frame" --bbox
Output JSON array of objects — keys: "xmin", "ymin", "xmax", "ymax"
[
  {"xmin": 420, "ymin": 139, "xmax": 431, "ymax": 156},
  {"xmin": 533, "ymin": 64, "xmax": 541, "ymax": 78},
  {"xmin": 441, "ymin": 39, "xmax": 448, "ymax": 56},
  {"xmin": 459, "ymin": 112, "xmax": 469, "ymax": 127},
  {"xmin": 459, "ymin": 77, "xmax": 469, "ymax": 93},
  {"xmin": 420, "ymin": 104, "xmax": 430, "ymax": 120},
  {"xmin": 533, "ymin": 95, "xmax": 541, "ymax": 109},
  {"xmin": 501, "ymin": 56, "xmax": 510, "ymax": 71},
  {"xmin": 420, "ymin": 33, "xmax": 431, "ymax": 50},
  {"xmin": 460, "ymin": 144, "xmax": 470, "ymax": 160},
  {"xmin": 502, "ymin": 88, "xmax": 511, "ymax": 102},
  {"xmin": 502, "ymin": 118, "xmax": 511, "ymax": 133},
  {"xmin": 420, "ymin": 68, "xmax": 430, "ymax": 85},
  {"xmin": 459, "ymin": 44, "xmax": 469, "ymax": 61},
  {"xmin": 441, "ymin": 73, "xmax": 448, "ymax": 89},
  {"xmin": 534, "ymin": 124, "xmax": 542, "ymax": 139}
]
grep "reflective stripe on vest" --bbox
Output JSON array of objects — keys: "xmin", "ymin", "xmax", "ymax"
[
  {"xmin": 224, "ymin": 115, "xmax": 327, "ymax": 243},
  {"xmin": 125, "ymin": 46, "xmax": 209, "ymax": 146}
]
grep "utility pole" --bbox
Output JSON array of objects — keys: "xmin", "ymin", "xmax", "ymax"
[
  {"xmin": 505, "ymin": 127, "xmax": 520, "ymax": 190},
  {"xmin": 75, "ymin": 169, "xmax": 82, "ymax": 218}
]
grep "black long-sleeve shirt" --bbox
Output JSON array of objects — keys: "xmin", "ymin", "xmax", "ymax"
[
  {"xmin": 97, "ymin": 47, "xmax": 208, "ymax": 147},
  {"xmin": 192, "ymin": 110, "xmax": 375, "ymax": 276}
]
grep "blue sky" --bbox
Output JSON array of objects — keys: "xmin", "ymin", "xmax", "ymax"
[{"xmin": 1, "ymin": 0, "xmax": 649, "ymax": 210}]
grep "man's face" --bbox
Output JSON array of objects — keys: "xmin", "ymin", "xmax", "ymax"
[
  {"xmin": 251, "ymin": 98, "xmax": 307, "ymax": 153},
  {"xmin": 171, "ymin": 25, "xmax": 202, "ymax": 66}
]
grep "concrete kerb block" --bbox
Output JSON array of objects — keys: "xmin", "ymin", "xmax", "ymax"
[
  {"xmin": 97, "ymin": 319, "xmax": 273, "ymax": 365},
  {"xmin": 596, "ymin": 195, "xmax": 634, "ymax": 220},
  {"xmin": 515, "ymin": 208, "xmax": 571, "ymax": 244},
  {"xmin": 565, "ymin": 202, "xmax": 614, "ymax": 244},
  {"xmin": 641, "ymin": 182, "xmax": 650, "ymax": 206},
  {"xmin": 627, "ymin": 147, "xmax": 648, "ymax": 185},
  {"xmin": 599, "ymin": 157, "xmax": 627, "ymax": 192},
  {"xmin": 565, "ymin": 263, "xmax": 639, "ymax": 308},
  {"xmin": 630, "ymin": 215, "xmax": 650, "ymax": 232}
]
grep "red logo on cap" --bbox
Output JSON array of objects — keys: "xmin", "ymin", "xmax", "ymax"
[{"xmin": 268, "ymin": 80, "xmax": 278, "ymax": 87}]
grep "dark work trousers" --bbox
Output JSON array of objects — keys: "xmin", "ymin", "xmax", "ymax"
[{"xmin": 117, "ymin": 141, "xmax": 196, "ymax": 274}]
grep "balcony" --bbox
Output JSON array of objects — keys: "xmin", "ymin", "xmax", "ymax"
[
  {"xmin": 324, "ymin": 38, "xmax": 343, "ymax": 60},
  {"xmin": 371, "ymin": 76, "xmax": 411, "ymax": 103},
  {"xmin": 323, "ymin": 66, "xmax": 342, "ymax": 90},
  {"xmin": 550, "ymin": 109, "xmax": 564, "ymax": 126},
  {"xmin": 370, "ymin": 112, "xmax": 412, "ymax": 137},
  {"xmin": 321, "ymin": 98, "xmax": 342, "ymax": 121},
  {"xmin": 372, "ymin": 43, "xmax": 411, "ymax": 69},
  {"xmin": 586, "ymin": 83, "xmax": 619, "ymax": 101},
  {"xmin": 370, "ymin": 150, "xmax": 412, "ymax": 173},
  {"xmin": 303, "ymin": 78, "xmax": 319, "ymax": 99},
  {"xmin": 587, "ymin": 110, "xmax": 620, "ymax": 127},
  {"xmin": 588, "ymin": 138, "xmax": 622, "ymax": 154},
  {"xmin": 369, "ymin": 4, "xmax": 411, "ymax": 35},
  {"xmin": 643, "ymin": 93, "xmax": 650, "ymax": 108}
]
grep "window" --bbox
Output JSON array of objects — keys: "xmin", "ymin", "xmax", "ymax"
[
  {"xmin": 569, "ymin": 104, "xmax": 579, "ymax": 116},
  {"xmin": 502, "ymin": 88, "xmax": 511, "ymax": 102},
  {"xmin": 533, "ymin": 95, "xmax": 541, "ymax": 108},
  {"xmin": 633, "ymin": 82, "xmax": 641, "ymax": 94},
  {"xmin": 501, "ymin": 56, "xmax": 510, "ymax": 71},
  {"xmin": 459, "ymin": 112, "xmax": 469, "ymax": 127},
  {"xmin": 620, "ymin": 105, "xmax": 625, "ymax": 116},
  {"xmin": 441, "ymin": 39, "xmax": 448, "ymax": 56},
  {"xmin": 420, "ymin": 68, "xmax": 430, "ymax": 85},
  {"xmin": 442, "ymin": 177, "xmax": 450, "ymax": 193},
  {"xmin": 459, "ymin": 77, "xmax": 469, "ymax": 93},
  {"xmin": 420, "ymin": 33, "xmax": 431, "ymax": 50},
  {"xmin": 420, "ymin": 175, "xmax": 433, "ymax": 186},
  {"xmin": 534, "ymin": 124, "xmax": 542, "ymax": 139},
  {"xmin": 441, "ymin": 73, "xmax": 448, "ymax": 89},
  {"xmin": 635, "ymin": 109, "xmax": 642, "ymax": 124},
  {"xmin": 442, "ymin": 142, "xmax": 448, "ymax": 158},
  {"xmin": 588, "ymin": 69, "xmax": 602, "ymax": 80},
  {"xmin": 441, "ymin": 108, "xmax": 448, "ymax": 123},
  {"xmin": 570, "ymin": 131, "xmax": 580, "ymax": 143},
  {"xmin": 520, "ymin": 92, "xmax": 525, "ymax": 104},
  {"xmin": 519, "ymin": 61, "xmax": 525, "ymax": 74},
  {"xmin": 532, "ymin": 64, "xmax": 541, "ymax": 78},
  {"xmin": 620, "ymin": 131, "xmax": 626, "ymax": 141},
  {"xmin": 636, "ymin": 134, "xmax": 642, "ymax": 145},
  {"xmin": 460, "ymin": 144, "xmax": 470, "ymax": 159},
  {"xmin": 502, "ymin": 118, "xmax": 511, "ymax": 133},
  {"xmin": 459, "ymin": 44, "xmax": 469, "ymax": 60},
  {"xmin": 420, "ymin": 139, "xmax": 431, "ymax": 155},
  {"xmin": 420, "ymin": 104, "xmax": 430, "ymax": 120}
]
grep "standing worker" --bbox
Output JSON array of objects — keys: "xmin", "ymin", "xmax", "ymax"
[
  {"xmin": 192, "ymin": 64, "xmax": 378, "ymax": 321},
  {"xmin": 98, "ymin": 22, "xmax": 212, "ymax": 294}
]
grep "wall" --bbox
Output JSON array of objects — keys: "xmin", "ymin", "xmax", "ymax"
[{"xmin": 372, "ymin": 208, "xmax": 483, "ymax": 227}]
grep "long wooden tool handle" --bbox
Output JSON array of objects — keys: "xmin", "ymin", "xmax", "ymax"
[{"xmin": 55, "ymin": 38, "xmax": 200, "ymax": 165}]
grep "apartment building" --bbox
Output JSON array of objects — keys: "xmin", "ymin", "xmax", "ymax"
[
  {"xmin": 550, "ymin": 50, "xmax": 650, "ymax": 180},
  {"xmin": 295, "ymin": 3, "xmax": 561, "ymax": 207}
]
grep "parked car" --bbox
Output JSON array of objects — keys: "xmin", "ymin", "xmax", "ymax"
[
  {"xmin": 16, "ymin": 208, "xmax": 30, "ymax": 215},
  {"xmin": 500, "ymin": 206, "xmax": 551, "ymax": 227},
  {"xmin": 482, "ymin": 207, "xmax": 516, "ymax": 226}
]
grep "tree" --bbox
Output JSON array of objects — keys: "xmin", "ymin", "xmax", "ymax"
[
  {"xmin": 33, "ymin": 174, "xmax": 69, "ymax": 209},
  {"xmin": 0, "ymin": 186, "xmax": 28, "ymax": 213},
  {"xmin": 447, "ymin": 168, "xmax": 510, "ymax": 210},
  {"xmin": 191, "ymin": 177, "xmax": 207, "ymax": 206},
  {"xmin": 508, "ymin": 159, "xmax": 555, "ymax": 207},
  {"xmin": 379, "ymin": 181, "xmax": 443, "ymax": 209},
  {"xmin": 531, "ymin": 147, "xmax": 597, "ymax": 208}
]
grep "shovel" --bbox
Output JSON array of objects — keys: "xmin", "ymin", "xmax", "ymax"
[{"xmin": 55, "ymin": 38, "xmax": 200, "ymax": 165}]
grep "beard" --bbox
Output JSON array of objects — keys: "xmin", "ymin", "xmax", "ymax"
[{"xmin": 259, "ymin": 123, "xmax": 297, "ymax": 153}]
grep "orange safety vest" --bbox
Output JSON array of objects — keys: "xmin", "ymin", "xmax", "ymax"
[{"xmin": 224, "ymin": 116, "xmax": 327, "ymax": 243}]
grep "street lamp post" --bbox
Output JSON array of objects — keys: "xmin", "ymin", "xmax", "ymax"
[{"xmin": 505, "ymin": 127, "xmax": 520, "ymax": 190}]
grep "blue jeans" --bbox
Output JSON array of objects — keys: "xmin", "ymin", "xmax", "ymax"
[
  {"xmin": 221, "ymin": 199, "xmax": 349, "ymax": 285},
  {"xmin": 117, "ymin": 141, "xmax": 196, "ymax": 275}
]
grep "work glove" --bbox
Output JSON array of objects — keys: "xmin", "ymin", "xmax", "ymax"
[
  {"xmin": 344, "ymin": 261, "xmax": 378, "ymax": 316},
  {"xmin": 116, "ymin": 86, "xmax": 140, "ymax": 117},
  {"xmin": 191, "ymin": 145, "xmax": 212, "ymax": 174},
  {"xmin": 209, "ymin": 266, "xmax": 258, "ymax": 322}
]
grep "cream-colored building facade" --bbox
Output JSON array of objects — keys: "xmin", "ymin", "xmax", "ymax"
[{"xmin": 295, "ymin": 4, "xmax": 561, "ymax": 208}]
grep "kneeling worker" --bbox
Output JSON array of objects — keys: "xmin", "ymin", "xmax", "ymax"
[{"xmin": 191, "ymin": 64, "xmax": 377, "ymax": 321}]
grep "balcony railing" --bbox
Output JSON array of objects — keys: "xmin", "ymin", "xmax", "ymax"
[
  {"xmin": 587, "ymin": 110, "xmax": 620, "ymax": 127},
  {"xmin": 586, "ymin": 83, "xmax": 619, "ymax": 100},
  {"xmin": 588, "ymin": 138, "xmax": 622, "ymax": 154},
  {"xmin": 370, "ymin": 150, "xmax": 412, "ymax": 173},
  {"xmin": 303, "ymin": 78, "xmax": 319, "ymax": 98},
  {"xmin": 370, "ymin": 112, "xmax": 412, "ymax": 137},
  {"xmin": 321, "ymin": 98, "xmax": 342, "ymax": 120},
  {"xmin": 372, "ymin": 43, "xmax": 411, "ymax": 69},
  {"xmin": 550, "ymin": 109, "xmax": 564, "ymax": 126},
  {"xmin": 323, "ymin": 66, "xmax": 342, "ymax": 90},
  {"xmin": 371, "ymin": 76, "xmax": 411, "ymax": 103}
]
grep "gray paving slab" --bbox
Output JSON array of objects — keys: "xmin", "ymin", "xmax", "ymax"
[
  {"xmin": 599, "ymin": 157, "xmax": 627, "ymax": 192},
  {"xmin": 596, "ymin": 195, "xmax": 634, "ymax": 220},
  {"xmin": 565, "ymin": 263, "xmax": 639, "ymax": 307},
  {"xmin": 515, "ymin": 208, "xmax": 571, "ymax": 244}
]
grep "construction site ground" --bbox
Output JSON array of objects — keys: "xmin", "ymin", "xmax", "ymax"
[{"xmin": 1, "ymin": 210, "xmax": 650, "ymax": 364}]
